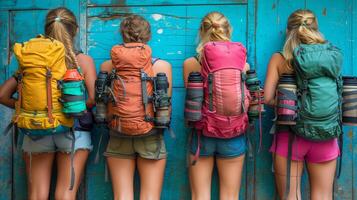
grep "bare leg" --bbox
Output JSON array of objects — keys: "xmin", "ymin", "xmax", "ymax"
[
  {"xmin": 137, "ymin": 157, "xmax": 166, "ymax": 200},
  {"xmin": 55, "ymin": 150, "xmax": 89, "ymax": 200},
  {"xmin": 307, "ymin": 159, "xmax": 336, "ymax": 200},
  {"xmin": 273, "ymin": 154, "xmax": 304, "ymax": 200},
  {"xmin": 189, "ymin": 155, "xmax": 214, "ymax": 200},
  {"xmin": 216, "ymin": 155, "xmax": 245, "ymax": 200},
  {"xmin": 24, "ymin": 152, "xmax": 55, "ymax": 200},
  {"xmin": 107, "ymin": 157, "xmax": 136, "ymax": 200}
]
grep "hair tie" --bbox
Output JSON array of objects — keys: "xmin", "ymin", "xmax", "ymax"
[
  {"xmin": 55, "ymin": 16, "xmax": 61, "ymax": 22},
  {"xmin": 301, "ymin": 19, "xmax": 308, "ymax": 27},
  {"xmin": 211, "ymin": 22, "xmax": 220, "ymax": 29}
]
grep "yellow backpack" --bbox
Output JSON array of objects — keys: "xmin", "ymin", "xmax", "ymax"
[{"xmin": 13, "ymin": 35, "xmax": 73, "ymax": 135}]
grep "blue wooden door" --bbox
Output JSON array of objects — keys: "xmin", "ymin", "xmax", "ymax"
[{"xmin": 0, "ymin": 0, "xmax": 356, "ymax": 199}]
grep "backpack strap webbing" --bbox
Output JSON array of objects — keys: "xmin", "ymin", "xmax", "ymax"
[
  {"xmin": 337, "ymin": 130, "xmax": 344, "ymax": 178},
  {"xmin": 46, "ymin": 68, "xmax": 54, "ymax": 124},
  {"xmin": 14, "ymin": 73, "xmax": 23, "ymax": 123},
  {"xmin": 208, "ymin": 73, "xmax": 214, "ymax": 111},
  {"xmin": 152, "ymin": 57, "xmax": 160, "ymax": 65},
  {"xmin": 241, "ymin": 72, "xmax": 246, "ymax": 113},
  {"xmin": 140, "ymin": 69, "xmax": 154, "ymax": 122},
  {"xmin": 69, "ymin": 130, "xmax": 76, "ymax": 190}
]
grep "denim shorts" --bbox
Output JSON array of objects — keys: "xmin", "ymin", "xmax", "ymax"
[
  {"xmin": 190, "ymin": 133, "xmax": 247, "ymax": 158},
  {"xmin": 22, "ymin": 131, "xmax": 93, "ymax": 153}
]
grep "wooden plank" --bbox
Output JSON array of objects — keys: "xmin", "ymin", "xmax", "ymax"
[
  {"xmin": 246, "ymin": 0, "xmax": 256, "ymax": 199},
  {"xmin": 79, "ymin": 0, "xmax": 88, "ymax": 53},
  {"xmin": 0, "ymin": 0, "xmax": 64, "ymax": 11},
  {"xmin": 256, "ymin": 1, "xmax": 306, "ymax": 199},
  {"xmin": 87, "ymin": 0, "xmax": 247, "ymax": 7},
  {"xmin": 350, "ymin": 0, "xmax": 357, "ymax": 197},
  {"xmin": 87, "ymin": 5, "xmax": 247, "ymax": 88},
  {"xmin": 0, "ymin": 11, "xmax": 11, "ymax": 197}
]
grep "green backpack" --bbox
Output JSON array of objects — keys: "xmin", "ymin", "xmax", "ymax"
[{"xmin": 292, "ymin": 42, "xmax": 343, "ymax": 140}]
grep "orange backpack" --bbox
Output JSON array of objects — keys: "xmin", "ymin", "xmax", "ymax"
[{"xmin": 108, "ymin": 43, "xmax": 155, "ymax": 136}]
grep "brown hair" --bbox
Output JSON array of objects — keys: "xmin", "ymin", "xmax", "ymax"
[
  {"xmin": 282, "ymin": 9, "xmax": 325, "ymax": 72},
  {"xmin": 120, "ymin": 15, "xmax": 151, "ymax": 43},
  {"xmin": 45, "ymin": 7, "xmax": 79, "ymax": 68},
  {"xmin": 196, "ymin": 12, "xmax": 232, "ymax": 60}
]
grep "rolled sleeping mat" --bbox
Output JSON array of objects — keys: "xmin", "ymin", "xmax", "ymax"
[
  {"xmin": 184, "ymin": 72, "xmax": 204, "ymax": 122},
  {"xmin": 60, "ymin": 69, "xmax": 86, "ymax": 117},
  {"xmin": 277, "ymin": 74, "xmax": 297, "ymax": 125},
  {"xmin": 342, "ymin": 76, "xmax": 357, "ymax": 126}
]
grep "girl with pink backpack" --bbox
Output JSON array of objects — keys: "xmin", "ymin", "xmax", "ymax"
[{"xmin": 183, "ymin": 12, "xmax": 250, "ymax": 200}]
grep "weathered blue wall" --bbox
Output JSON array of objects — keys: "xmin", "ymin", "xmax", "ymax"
[{"xmin": 0, "ymin": 0, "xmax": 356, "ymax": 199}]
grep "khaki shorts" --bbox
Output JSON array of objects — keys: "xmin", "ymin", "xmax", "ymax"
[{"xmin": 104, "ymin": 133, "xmax": 167, "ymax": 160}]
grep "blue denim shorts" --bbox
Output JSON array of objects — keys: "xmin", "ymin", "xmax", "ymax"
[
  {"xmin": 22, "ymin": 131, "xmax": 93, "ymax": 153},
  {"xmin": 190, "ymin": 133, "xmax": 247, "ymax": 158}
]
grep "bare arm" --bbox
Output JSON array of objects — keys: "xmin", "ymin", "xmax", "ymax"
[
  {"xmin": 153, "ymin": 60, "xmax": 172, "ymax": 97},
  {"xmin": 183, "ymin": 57, "xmax": 202, "ymax": 88},
  {"xmin": 77, "ymin": 54, "xmax": 97, "ymax": 108},
  {"xmin": 264, "ymin": 53, "xmax": 285, "ymax": 106},
  {"xmin": 0, "ymin": 77, "xmax": 17, "ymax": 109},
  {"xmin": 100, "ymin": 60, "xmax": 113, "ymax": 74}
]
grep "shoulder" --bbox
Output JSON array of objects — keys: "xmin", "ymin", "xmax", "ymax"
[
  {"xmin": 184, "ymin": 57, "xmax": 201, "ymax": 71},
  {"xmin": 76, "ymin": 53, "xmax": 94, "ymax": 64},
  {"xmin": 270, "ymin": 52, "xmax": 285, "ymax": 63},
  {"xmin": 268, "ymin": 53, "xmax": 285, "ymax": 70},
  {"xmin": 152, "ymin": 59, "xmax": 171, "ymax": 75},
  {"xmin": 153, "ymin": 59, "xmax": 171, "ymax": 68},
  {"xmin": 184, "ymin": 57, "xmax": 200, "ymax": 66},
  {"xmin": 100, "ymin": 60, "xmax": 113, "ymax": 73},
  {"xmin": 268, "ymin": 53, "xmax": 293, "ymax": 75},
  {"xmin": 76, "ymin": 54, "xmax": 95, "ymax": 73}
]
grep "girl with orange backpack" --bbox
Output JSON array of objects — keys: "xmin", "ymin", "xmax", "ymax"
[
  {"xmin": 99, "ymin": 15, "xmax": 172, "ymax": 200},
  {"xmin": 0, "ymin": 7, "xmax": 96, "ymax": 199},
  {"xmin": 183, "ymin": 12, "xmax": 250, "ymax": 200},
  {"xmin": 264, "ymin": 9, "xmax": 341, "ymax": 200}
]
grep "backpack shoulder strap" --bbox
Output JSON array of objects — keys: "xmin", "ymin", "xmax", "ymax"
[
  {"xmin": 46, "ymin": 68, "xmax": 54, "ymax": 124},
  {"xmin": 193, "ymin": 55, "xmax": 201, "ymax": 64},
  {"xmin": 152, "ymin": 57, "xmax": 160, "ymax": 65}
]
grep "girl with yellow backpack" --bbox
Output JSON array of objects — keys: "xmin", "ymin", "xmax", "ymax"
[{"xmin": 0, "ymin": 7, "xmax": 96, "ymax": 199}]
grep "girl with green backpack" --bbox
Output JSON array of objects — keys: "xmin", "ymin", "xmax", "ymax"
[
  {"xmin": 264, "ymin": 9, "xmax": 342, "ymax": 200},
  {"xmin": 0, "ymin": 7, "xmax": 96, "ymax": 199}
]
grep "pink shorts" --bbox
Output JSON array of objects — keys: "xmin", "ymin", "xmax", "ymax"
[{"xmin": 270, "ymin": 132, "xmax": 340, "ymax": 163}]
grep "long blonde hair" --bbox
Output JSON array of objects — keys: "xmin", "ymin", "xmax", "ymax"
[
  {"xmin": 45, "ymin": 7, "xmax": 79, "ymax": 68},
  {"xmin": 282, "ymin": 9, "xmax": 325, "ymax": 71},
  {"xmin": 196, "ymin": 12, "xmax": 232, "ymax": 60}
]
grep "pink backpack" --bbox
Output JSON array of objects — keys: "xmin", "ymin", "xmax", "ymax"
[{"xmin": 195, "ymin": 41, "xmax": 250, "ymax": 138}]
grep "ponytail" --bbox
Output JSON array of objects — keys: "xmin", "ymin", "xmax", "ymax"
[{"xmin": 45, "ymin": 7, "xmax": 79, "ymax": 69}]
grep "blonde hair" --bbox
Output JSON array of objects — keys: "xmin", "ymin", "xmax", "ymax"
[
  {"xmin": 282, "ymin": 9, "xmax": 325, "ymax": 71},
  {"xmin": 120, "ymin": 15, "xmax": 151, "ymax": 43},
  {"xmin": 196, "ymin": 12, "xmax": 232, "ymax": 60},
  {"xmin": 45, "ymin": 7, "xmax": 79, "ymax": 68}
]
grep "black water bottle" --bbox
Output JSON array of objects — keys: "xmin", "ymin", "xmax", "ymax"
[
  {"xmin": 185, "ymin": 72, "xmax": 204, "ymax": 122},
  {"xmin": 94, "ymin": 71, "xmax": 109, "ymax": 123},
  {"xmin": 153, "ymin": 73, "xmax": 171, "ymax": 128}
]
